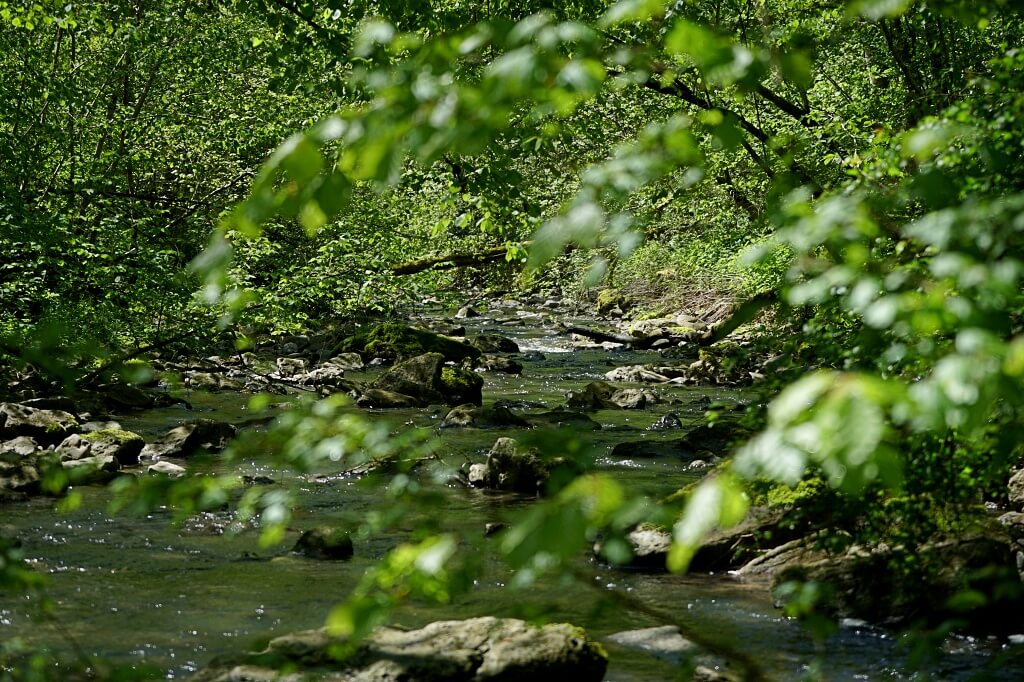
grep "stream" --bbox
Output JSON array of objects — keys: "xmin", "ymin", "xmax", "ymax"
[{"xmin": 3, "ymin": 303, "xmax": 1024, "ymax": 680}]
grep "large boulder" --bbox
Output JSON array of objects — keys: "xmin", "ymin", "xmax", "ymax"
[
  {"xmin": 192, "ymin": 617, "xmax": 606, "ymax": 682},
  {"xmin": 0, "ymin": 403, "xmax": 79, "ymax": 445},
  {"xmin": 140, "ymin": 419, "xmax": 237, "ymax": 460},
  {"xmin": 339, "ymin": 322, "xmax": 481, "ymax": 363},
  {"xmin": 374, "ymin": 353, "xmax": 483, "ymax": 407}
]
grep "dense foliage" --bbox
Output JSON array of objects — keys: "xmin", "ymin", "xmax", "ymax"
[{"xmin": 4, "ymin": 0, "xmax": 1024, "ymax": 678}]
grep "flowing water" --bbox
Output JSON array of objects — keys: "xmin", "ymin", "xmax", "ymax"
[{"xmin": 3, "ymin": 305, "xmax": 1024, "ymax": 680}]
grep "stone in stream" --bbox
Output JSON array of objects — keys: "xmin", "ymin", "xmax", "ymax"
[
  {"xmin": 1009, "ymin": 468, "xmax": 1024, "ymax": 509},
  {"xmin": 191, "ymin": 617, "xmax": 607, "ymax": 682},
  {"xmin": 96, "ymin": 382, "xmax": 155, "ymax": 410},
  {"xmin": 471, "ymin": 333, "xmax": 520, "ymax": 353},
  {"xmin": 2, "ymin": 436, "xmax": 40, "ymax": 457},
  {"xmin": 0, "ymin": 452, "xmax": 47, "ymax": 495},
  {"xmin": 611, "ymin": 424, "xmax": 746, "ymax": 461},
  {"xmin": 275, "ymin": 357, "xmax": 307, "ymax": 378},
  {"xmin": 737, "ymin": 528, "xmax": 1023, "ymax": 631},
  {"xmin": 374, "ymin": 352, "xmax": 483, "ymax": 407},
  {"xmin": 140, "ymin": 419, "xmax": 237, "ymax": 460},
  {"xmin": 604, "ymin": 365, "xmax": 672, "ymax": 383},
  {"xmin": 529, "ymin": 408, "xmax": 602, "ymax": 431},
  {"xmin": 565, "ymin": 381, "xmax": 618, "ymax": 411},
  {"xmin": 355, "ymin": 388, "xmax": 422, "ymax": 409},
  {"xmin": 0, "ymin": 402, "xmax": 79, "ymax": 445},
  {"xmin": 78, "ymin": 428, "xmax": 144, "ymax": 465},
  {"xmin": 649, "ymin": 412, "xmax": 683, "ymax": 430},
  {"xmin": 474, "ymin": 354, "xmax": 524, "ymax": 374},
  {"xmin": 147, "ymin": 460, "xmax": 186, "ymax": 477},
  {"xmin": 293, "ymin": 527, "xmax": 354, "ymax": 560},
  {"xmin": 339, "ymin": 322, "xmax": 480, "ymax": 363},
  {"xmin": 325, "ymin": 352, "xmax": 364, "ymax": 370},
  {"xmin": 61, "ymin": 453, "xmax": 121, "ymax": 483},
  {"xmin": 606, "ymin": 625, "xmax": 697, "ymax": 663},
  {"xmin": 470, "ymin": 437, "xmax": 551, "ymax": 494},
  {"xmin": 609, "ymin": 387, "xmax": 660, "ymax": 409},
  {"xmin": 455, "ymin": 304, "xmax": 481, "ymax": 319},
  {"xmin": 440, "ymin": 404, "xmax": 530, "ymax": 429}
]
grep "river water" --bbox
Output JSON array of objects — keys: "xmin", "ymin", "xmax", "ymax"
[{"xmin": 3, "ymin": 305, "xmax": 1023, "ymax": 680}]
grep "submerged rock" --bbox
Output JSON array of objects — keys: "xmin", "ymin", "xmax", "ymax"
[
  {"xmin": 355, "ymin": 389, "xmax": 422, "ymax": 409},
  {"xmin": 192, "ymin": 617, "xmax": 606, "ymax": 682},
  {"xmin": 440, "ymin": 404, "xmax": 530, "ymax": 429},
  {"xmin": 293, "ymin": 527, "xmax": 354, "ymax": 560},
  {"xmin": 529, "ymin": 408, "xmax": 601, "ymax": 431},
  {"xmin": 606, "ymin": 625, "xmax": 696, "ymax": 663}
]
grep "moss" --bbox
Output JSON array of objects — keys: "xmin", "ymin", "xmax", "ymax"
[
  {"xmin": 596, "ymin": 288, "xmax": 631, "ymax": 315},
  {"xmin": 339, "ymin": 322, "xmax": 479, "ymax": 362},
  {"xmin": 81, "ymin": 428, "xmax": 143, "ymax": 444},
  {"xmin": 766, "ymin": 477, "xmax": 828, "ymax": 508}
]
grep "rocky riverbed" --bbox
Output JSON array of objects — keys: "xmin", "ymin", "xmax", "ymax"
[{"xmin": 3, "ymin": 296, "xmax": 1024, "ymax": 680}]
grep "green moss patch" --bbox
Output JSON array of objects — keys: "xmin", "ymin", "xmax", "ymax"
[{"xmin": 339, "ymin": 322, "xmax": 480, "ymax": 363}]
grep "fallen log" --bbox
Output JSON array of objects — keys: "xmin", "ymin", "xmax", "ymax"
[
  {"xmin": 561, "ymin": 290, "xmax": 779, "ymax": 349},
  {"xmin": 560, "ymin": 324, "xmax": 655, "ymax": 347}
]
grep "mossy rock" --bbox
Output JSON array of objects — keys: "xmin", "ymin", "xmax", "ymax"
[
  {"xmin": 596, "ymin": 288, "xmax": 632, "ymax": 315},
  {"xmin": 440, "ymin": 366, "xmax": 484, "ymax": 406},
  {"xmin": 81, "ymin": 428, "xmax": 145, "ymax": 466},
  {"xmin": 374, "ymin": 353, "xmax": 483, "ymax": 406},
  {"xmin": 338, "ymin": 322, "xmax": 480, "ymax": 363}
]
